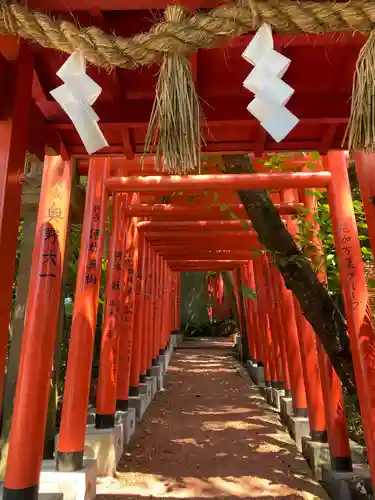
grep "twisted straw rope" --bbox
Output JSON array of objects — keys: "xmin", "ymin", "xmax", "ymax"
[{"xmin": 1, "ymin": 0, "xmax": 375, "ymax": 69}]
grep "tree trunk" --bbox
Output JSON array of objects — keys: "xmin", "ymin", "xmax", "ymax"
[
  {"xmin": 221, "ymin": 271, "xmax": 239, "ymax": 325},
  {"xmin": 234, "ymin": 268, "xmax": 250, "ymax": 363},
  {"xmin": 180, "ymin": 271, "xmax": 209, "ymax": 329},
  {"xmin": 221, "ymin": 154, "xmax": 356, "ymax": 398}
]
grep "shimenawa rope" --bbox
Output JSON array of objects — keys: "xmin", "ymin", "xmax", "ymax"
[
  {"xmin": 2, "ymin": 0, "xmax": 375, "ymax": 153},
  {"xmin": 1, "ymin": 0, "xmax": 375, "ymax": 69}
]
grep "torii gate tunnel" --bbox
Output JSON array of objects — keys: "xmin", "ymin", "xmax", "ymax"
[
  {"xmin": 1, "ymin": 5, "xmax": 375, "ymax": 499},
  {"xmin": 1, "ymin": 149, "xmax": 375, "ymax": 500}
]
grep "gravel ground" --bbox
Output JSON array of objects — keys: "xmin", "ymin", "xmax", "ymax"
[{"xmin": 97, "ymin": 338, "xmax": 329, "ymax": 499}]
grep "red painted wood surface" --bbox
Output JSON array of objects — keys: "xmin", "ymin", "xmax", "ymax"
[{"xmin": 13, "ymin": 0, "xmax": 366, "ymax": 159}]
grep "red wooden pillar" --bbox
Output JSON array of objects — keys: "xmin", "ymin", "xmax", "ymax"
[
  {"xmin": 147, "ymin": 248, "xmax": 156, "ymax": 373},
  {"xmin": 140, "ymin": 241, "xmax": 152, "ymax": 378},
  {"xmin": 293, "ymin": 298, "xmax": 327, "ymax": 440},
  {"xmin": 280, "ymin": 189, "xmax": 307, "ymax": 416},
  {"xmin": 171, "ymin": 271, "xmax": 178, "ymax": 330},
  {"xmin": 302, "ymin": 187, "xmax": 351, "ymax": 468},
  {"xmin": 159, "ymin": 259, "xmax": 168, "ymax": 352},
  {"xmin": 268, "ymin": 266, "xmax": 291, "ymax": 395},
  {"xmin": 116, "ymin": 215, "xmax": 139, "ymax": 410},
  {"xmin": 0, "ymin": 40, "xmax": 33, "ymax": 410},
  {"xmin": 57, "ymin": 158, "xmax": 109, "ymax": 471},
  {"xmin": 129, "ymin": 230, "xmax": 146, "ymax": 393},
  {"xmin": 353, "ymin": 153, "xmax": 375, "ymax": 254},
  {"xmin": 153, "ymin": 253, "xmax": 162, "ymax": 361},
  {"xmin": 253, "ymin": 256, "xmax": 274, "ymax": 385},
  {"xmin": 163, "ymin": 262, "xmax": 172, "ymax": 348},
  {"xmin": 95, "ymin": 193, "xmax": 127, "ymax": 428},
  {"xmin": 4, "ymin": 156, "xmax": 72, "ymax": 498},
  {"xmin": 247, "ymin": 260, "xmax": 262, "ymax": 365},
  {"xmin": 176, "ymin": 272, "xmax": 181, "ymax": 329},
  {"xmin": 277, "ymin": 276, "xmax": 307, "ymax": 415},
  {"xmin": 263, "ymin": 257, "xmax": 284, "ymax": 387},
  {"xmin": 240, "ymin": 265, "xmax": 253, "ymax": 359},
  {"xmin": 325, "ymin": 151, "xmax": 375, "ymax": 481}
]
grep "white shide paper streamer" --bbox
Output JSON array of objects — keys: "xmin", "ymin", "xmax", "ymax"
[
  {"xmin": 50, "ymin": 51, "xmax": 108, "ymax": 155},
  {"xmin": 242, "ymin": 24, "xmax": 299, "ymax": 143}
]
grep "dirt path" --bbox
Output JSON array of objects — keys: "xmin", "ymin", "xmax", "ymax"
[{"xmin": 97, "ymin": 338, "xmax": 329, "ymax": 499}]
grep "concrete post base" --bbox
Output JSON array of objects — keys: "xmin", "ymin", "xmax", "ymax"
[
  {"xmin": 265, "ymin": 387, "xmax": 273, "ymax": 406},
  {"xmin": 146, "ymin": 375, "xmax": 158, "ymax": 398},
  {"xmin": 176, "ymin": 333, "xmax": 183, "ymax": 346},
  {"xmin": 271, "ymin": 388, "xmax": 285, "ymax": 411},
  {"xmin": 116, "ymin": 409, "xmax": 136, "ymax": 446},
  {"xmin": 302, "ymin": 437, "xmax": 367, "ymax": 481},
  {"xmin": 288, "ymin": 416, "xmax": 310, "ymax": 452},
  {"xmin": 128, "ymin": 393, "xmax": 149, "ymax": 421},
  {"xmin": 302, "ymin": 438, "xmax": 332, "ymax": 481},
  {"xmin": 152, "ymin": 364, "xmax": 164, "ymax": 390},
  {"xmin": 235, "ymin": 334, "xmax": 242, "ymax": 358},
  {"xmin": 158, "ymin": 354, "xmax": 166, "ymax": 375},
  {"xmin": 40, "ymin": 459, "xmax": 97, "ymax": 500},
  {"xmin": 170, "ymin": 335, "xmax": 178, "ymax": 349},
  {"xmin": 321, "ymin": 464, "xmax": 372, "ymax": 500},
  {"xmin": 84, "ymin": 424, "xmax": 123, "ymax": 476},
  {"xmin": 280, "ymin": 397, "xmax": 293, "ymax": 423},
  {"xmin": 39, "ymin": 495, "xmax": 64, "ymax": 500},
  {"xmin": 246, "ymin": 361, "xmax": 265, "ymax": 387},
  {"xmin": 138, "ymin": 382, "xmax": 152, "ymax": 404},
  {"xmin": 165, "ymin": 345, "xmax": 173, "ymax": 369}
]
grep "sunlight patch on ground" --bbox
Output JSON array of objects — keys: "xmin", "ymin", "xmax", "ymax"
[
  {"xmin": 201, "ymin": 420, "xmax": 264, "ymax": 431},
  {"xmin": 105, "ymin": 472, "xmax": 321, "ymax": 498},
  {"xmin": 181, "ymin": 407, "xmax": 254, "ymax": 416},
  {"xmin": 171, "ymin": 437, "xmax": 204, "ymax": 448},
  {"xmin": 251, "ymin": 441, "xmax": 285, "ymax": 453}
]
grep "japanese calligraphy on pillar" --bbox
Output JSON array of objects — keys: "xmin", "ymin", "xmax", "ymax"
[
  {"xmin": 84, "ymin": 204, "xmax": 101, "ymax": 286},
  {"xmin": 121, "ymin": 221, "xmax": 138, "ymax": 365},
  {"xmin": 339, "ymin": 222, "xmax": 360, "ymax": 311},
  {"xmin": 40, "ymin": 163, "xmax": 71, "ymax": 279}
]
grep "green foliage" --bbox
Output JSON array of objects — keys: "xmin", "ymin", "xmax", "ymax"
[
  {"xmin": 260, "ymin": 154, "xmax": 374, "ymax": 303},
  {"xmin": 241, "ymin": 286, "xmax": 257, "ymax": 301}
]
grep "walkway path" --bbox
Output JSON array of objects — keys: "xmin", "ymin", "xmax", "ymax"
[{"xmin": 97, "ymin": 338, "xmax": 329, "ymax": 499}]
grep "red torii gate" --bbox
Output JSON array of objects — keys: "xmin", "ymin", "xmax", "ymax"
[
  {"xmin": 0, "ymin": 2, "xmax": 374, "ymax": 498},
  {"xmin": 2, "ymin": 148, "xmax": 375, "ymax": 500}
]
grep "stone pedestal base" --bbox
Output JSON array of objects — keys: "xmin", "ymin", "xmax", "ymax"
[
  {"xmin": 302, "ymin": 437, "xmax": 367, "ymax": 481},
  {"xmin": 116, "ymin": 409, "xmax": 136, "ymax": 446},
  {"xmin": 288, "ymin": 416, "xmax": 310, "ymax": 452},
  {"xmin": 139, "ymin": 381, "xmax": 152, "ymax": 403},
  {"xmin": 158, "ymin": 354, "xmax": 166, "ymax": 375},
  {"xmin": 265, "ymin": 387, "xmax": 273, "ymax": 406},
  {"xmin": 146, "ymin": 376, "xmax": 158, "ymax": 399},
  {"xmin": 39, "ymin": 459, "xmax": 96, "ymax": 500},
  {"xmin": 176, "ymin": 333, "xmax": 183, "ymax": 346},
  {"xmin": 165, "ymin": 345, "xmax": 173, "ymax": 369},
  {"xmin": 302, "ymin": 438, "xmax": 331, "ymax": 480},
  {"xmin": 128, "ymin": 393, "xmax": 149, "ymax": 421},
  {"xmin": 321, "ymin": 464, "xmax": 372, "ymax": 500},
  {"xmin": 280, "ymin": 397, "xmax": 293, "ymax": 423},
  {"xmin": 235, "ymin": 334, "xmax": 242, "ymax": 358},
  {"xmin": 170, "ymin": 334, "xmax": 178, "ymax": 349},
  {"xmin": 271, "ymin": 388, "xmax": 285, "ymax": 411},
  {"xmin": 152, "ymin": 364, "xmax": 164, "ymax": 391},
  {"xmin": 39, "ymin": 495, "xmax": 64, "ymax": 500},
  {"xmin": 246, "ymin": 361, "xmax": 265, "ymax": 387},
  {"xmin": 84, "ymin": 425, "xmax": 123, "ymax": 476}
]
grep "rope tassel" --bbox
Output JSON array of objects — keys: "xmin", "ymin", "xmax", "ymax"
[
  {"xmin": 143, "ymin": 5, "xmax": 203, "ymax": 174},
  {"xmin": 346, "ymin": 30, "xmax": 375, "ymax": 152}
]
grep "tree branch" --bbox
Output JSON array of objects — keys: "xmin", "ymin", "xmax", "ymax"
[{"xmin": 222, "ymin": 154, "xmax": 356, "ymax": 398}]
